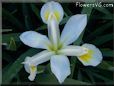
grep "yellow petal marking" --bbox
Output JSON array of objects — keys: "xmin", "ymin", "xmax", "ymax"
[
  {"xmin": 79, "ymin": 49, "xmax": 94, "ymax": 62},
  {"xmin": 44, "ymin": 10, "xmax": 60, "ymax": 22},
  {"xmin": 54, "ymin": 11, "xmax": 60, "ymax": 22},
  {"xmin": 30, "ymin": 65, "xmax": 37, "ymax": 72},
  {"xmin": 44, "ymin": 11, "xmax": 50, "ymax": 21}
]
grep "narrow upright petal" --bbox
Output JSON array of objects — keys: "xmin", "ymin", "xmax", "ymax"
[
  {"xmin": 48, "ymin": 13, "xmax": 60, "ymax": 50},
  {"xmin": 50, "ymin": 55, "xmax": 71, "ymax": 84},
  {"xmin": 40, "ymin": 1, "xmax": 64, "ymax": 24},
  {"xmin": 20, "ymin": 31, "xmax": 50, "ymax": 49},
  {"xmin": 59, "ymin": 45, "xmax": 88, "ymax": 56},
  {"xmin": 60, "ymin": 14, "xmax": 87, "ymax": 46},
  {"xmin": 78, "ymin": 43, "xmax": 103, "ymax": 66}
]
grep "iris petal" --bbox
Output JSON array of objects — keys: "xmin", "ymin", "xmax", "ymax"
[
  {"xmin": 23, "ymin": 58, "xmax": 37, "ymax": 81},
  {"xmin": 47, "ymin": 13, "xmax": 60, "ymax": 50},
  {"xmin": 59, "ymin": 45, "xmax": 88, "ymax": 56},
  {"xmin": 23, "ymin": 50, "xmax": 54, "ymax": 66},
  {"xmin": 78, "ymin": 43, "xmax": 103, "ymax": 66},
  {"xmin": 50, "ymin": 55, "xmax": 71, "ymax": 84},
  {"xmin": 20, "ymin": 31, "xmax": 50, "ymax": 49},
  {"xmin": 28, "ymin": 65, "xmax": 37, "ymax": 81},
  {"xmin": 40, "ymin": 1, "xmax": 64, "ymax": 24},
  {"xmin": 60, "ymin": 14, "xmax": 87, "ymax": 46}
]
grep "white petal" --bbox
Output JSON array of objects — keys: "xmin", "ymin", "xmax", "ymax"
[
  {"xmin": 28, "ymin": 65, "xmax": 37, "ymax": 81},
  {"xmin": 23, "ymin": 57, "xmax": 31, "ymax": 73},
  {"xmin": 23, "ymin": 50, "xmax": 54, "ymax": 66},
  {"xmin": 48, "ymin": 13, "xmax": 60, "ymax": 50},
  {"xmin": 59, "ymin": 45, "xmax": 88, "ymax": 56},
  {"xmin": 40, "ymin": 1, "xmax": 64, "ymax": 24},
  {"xmin": 60, "ymin": 14, "xmax": 87, "ymax": 46},
  {"xmin": 50, "ymin": 55, "xmax": 71, "ymax": 84},
  {"xmin": 20, "ymin": 31, "xmax": 50, "ymax": 49},
  {"xmin": 23, "ymin": 58, "xmax": 37, "ymax": 81},
  {"xmin": 28, "ymin": 72, "xmax": 37, "ymax": 81},
  {"xmin": 78, "ymin": 43, "xmax": 103, "ymax": 66},
  {"xmin": 23, "ymin": 50, "xmax": 54, "ymax": 81}
]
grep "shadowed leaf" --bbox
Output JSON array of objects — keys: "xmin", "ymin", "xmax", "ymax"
[
  {"xmin": 2, "ymin": 8, "xmax": 23, "ymax": 29},
  {"xmin": 91, "ymin": 33, "xmax": 113, "ymax": 45}
]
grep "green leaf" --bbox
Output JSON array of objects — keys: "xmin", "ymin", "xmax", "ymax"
[
  {"xmin": 86, "ymin": 21, "xmax": 112, "ymax": 40},
  {"xmin": 92, "ymin": 15, "xmax": 113, "ymax": 20},
  {"xmin": 2, "ymin": 48, "xmax": 40, "ymax": 84},
  {"xmin": 36, "ymin": 73, "xmax": 58, "ymax": 84},
  {"xmin": 35, "ymin": 25, "xmax": 47, "ymax": 31},
  {"xmin": 2, "ymin": 29, "xmax": 12, "ymax": 32},
  {"xmin": 15, "ymin": 75, "xmax": 20, "ymax": 84},
  {"xmin": 60, "ymin": 16, "xmax": 70, "ymax": 25},
  {"xmin": 3, "ymin": 63, "xmax": 13, "ymax": 74},
  {"xmin": 2, "ymin": 8, "xmax": 23, "ymax": 29},
  {"xmin": 2, "ymin": 33, "xmax": 20, "ymax": 43},
  {"xmin": 101, "ymin": 48, "xmax": 114, "ymax": 57},
  {"xmin": 92, "ymin": 72, "xmax": 112, "ymax": 81},
  {"xmin": 63, "ymin": 78, "xmax": 91, "ymax": 85},
  {"xmin": 2, "ymin": 33, "xmax": 21, "ymax": 51},
  {"xmin": 37, "ymin": 65, "xmax": 45, "ymax": 74},
  {"xmin": 40, "ymin": 0, "xmax": 48, "ymax": 2},
  {"xmin": 98, "ymin": 61, "xmax": 114, "ymax": 72},
  {"xmin": 62, "ymin": 4, "xmax": 72, "ymax": 16},
  {"xmin": 91, "ymin": 33, "xmax": 113, "ymax": 45},
  {"xmin": 82, "ymin": 68, "xmax": 111, "ymax": 82},
  {"xmin": 74, "ymin": 31, "xmax": 85, "ymax": 45},
  {"xmin": 36, "ymin": 73, "xmax": 91, "ymax": 85},
  {"xmin": 94, "ymin": 7, "xmax": 112, "ymax": 15},
  {"xmin": 77, "ymin": 69, "xmax": 83, "ymax": 81},
  {"xmin": 84, "ymin": 69, "xmax": 95, "ymax": 84},
  {"xmin": 69, "ymin": 57, "xmax": 77, "ymax": 78},
  {"xmin": 30, "ymin": 4, "xmax": 41, "ymax": 21},
  {"xmin": 7, "ymin": 37, "xmax": 17, "ymax": 51},
  {"xmin": 3, "ymin": 52, "xmax": 14, "ymax": 62},
  {"xmin": 22, "ymin": 4, "xmax": 32, "ymax": 30}
]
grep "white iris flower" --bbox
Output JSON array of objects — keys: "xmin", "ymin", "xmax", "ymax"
[{"xmin": 20, "ymin": 1, "xmax": 103, "ymax": 83}]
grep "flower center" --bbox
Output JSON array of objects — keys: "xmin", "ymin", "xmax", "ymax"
[{"xmin": 47, "ymin": 42, "xmax": 63, "ymax": 54}]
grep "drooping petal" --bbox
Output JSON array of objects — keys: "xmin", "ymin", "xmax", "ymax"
[
  {"xmin": 40, "ymin": 1, "xmax": 64, "ymax": 24},
  {"xmin": 23, "ymin": 57, "xmax": 37, "ymax": 81},
  {"xmin": 20, "ymin": 31, "xmax": 50, "ymax": 49},
  {"xmin": 48, "ymin": 13, "xmax": 60, "ymax": 50},
  {"xmin": 28, "ymin": 65, "xmax": 37, "ymax": 81},
  {"xmin": 23, "ymin": 57, "xmax": 31, "ymax": 73},
  {"xmin": 78, "ymin": 43, "xmax": 103, "ymax": 66},
  {"xmin": 50, "ymin": 55, "xmax": 71, "ymax": 84},
  {"xmin": 23, "ymin": 50, "xmax": 54, "ymax": 81},
  {"xmin": 60, "ymin": 14, "xmax": 87, "ymax": 46},
  {"xmin": 59, "ymin": 45, "xmax": 88, "ymax": 56}
]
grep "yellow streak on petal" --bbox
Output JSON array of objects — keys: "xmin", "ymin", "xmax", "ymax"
[
  {"xmin": 30, "ymin": 65, "xmax": 37, "ymax": 72},
  {"xmin": 44, "ymin": 10, "xmax": 60, "ymax": 22},
  {"xmin": 44, "ymin": 11, "xmax": 50, "ymax": 21},
  {"xmin": 79, "ymin": 50, "xmax": 94, "ymax": 62},
  {"xmin": 54, "ymin": 11, "xmax": 60, "ymax": 22}
]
